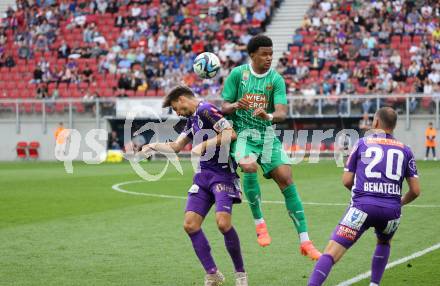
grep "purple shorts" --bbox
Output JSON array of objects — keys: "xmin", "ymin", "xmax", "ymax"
[
  {"xmin": 185, "ymin": 170, "xmax": 242, "ymax": 217},
  {"xmin": 331, "ymin": 204, "xmax": 401, "ymax": 249}
]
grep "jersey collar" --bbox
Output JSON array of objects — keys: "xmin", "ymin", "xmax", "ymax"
[
  {"xmin": 249, "ymin": 63, "xmax": 271, "ymax": 78},
  {"xmin": 193, "ymin": 100, "xmax": 203, "ymax": 116}
]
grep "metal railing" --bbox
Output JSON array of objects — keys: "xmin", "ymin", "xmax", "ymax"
[{"xmin": 0, "ymin": 93, "xmax": 439, "ymax": 134}]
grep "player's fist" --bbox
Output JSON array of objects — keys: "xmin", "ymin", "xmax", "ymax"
[
  {"xmin": 253, "ymin": 108, "xmax": 269, "ymax": 120},
  {"xmin": 141, "ymin": 143, "xmax": 156, "ymax": 157},
  {"xmin": 235, "ymin": 98, "xmax": 250, "ymax": 110}
]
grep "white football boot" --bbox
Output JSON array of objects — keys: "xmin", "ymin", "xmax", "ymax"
[
  {"xmin": 235, "ymin": 272, "xmax": 248, "ymax": 286},
  {"xmin": 204, "ymin": 270, "xmax": 225, "ymax": 286}
]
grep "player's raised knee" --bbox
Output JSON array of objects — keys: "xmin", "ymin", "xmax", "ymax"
[
  {"xmin": 183, "ymin": 219, "xmax": 201, "ymax": 234},
  {"xmin": 277, "ymin": 176, "xmax": 293, "ymax": 191},
  {"xmin": 240, "ymin": 161, "xmax": 258, "ymax": 173}
]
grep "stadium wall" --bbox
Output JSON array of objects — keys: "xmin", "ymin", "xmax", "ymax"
[
  {"xmin": 395, "ymin": 116, "xmax": 437, "ymax": 159},
  {"xmin": 0, "ymin": 118, "xmax": 108, "ymax": 161}
]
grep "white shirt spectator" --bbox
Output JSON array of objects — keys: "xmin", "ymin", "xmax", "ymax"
[
  {"xmin": 371, "ymin": 1, "xmax": 383, "ymax": 10},
  {"xmin": 431, "ymin": 59, "xmax": 440, "ymax": 72},
  {"xmin": 312, "ymin": 16, "xmax": 320, "ymax": 27},
  {"xmin": 97, "ymin": 0, "xmax": 108, "ymax": 13},
  {"xmin": 230, "ymin": 48, "xmax": 242, "ymax": 63},
  {"xmin": 320, "ymin": 1, "xmax": 331, "ymax": 12},
  {"xmin": 390, "ymin": 52, "xmax": 401, "ymax": 68},
  {"xmin": 240, "ymin": 34, "xmax": 252, "ymax": 45},
  {"xmin": 233, "ymin": 11, "xmax": 242, "ymax": 24},
  {"xmin": 74, "ymin": 15, "xmax": 87, "ymax": 27},
  {"xmin": 122, "ymin": 28, "xmax": 134, "ymax": 40},
  {"xmin": 428, "ymin": 71, "xmax": 440, "ymax": 84},
  {"xmin": 408, "ymin": 62, "xmax": 420, "ymax": 76},
  {"xmin": 421, "ymin": 5, "xmax": 432, "ymax": 18},
  {"xmin": 131, "ymin": 6, "xmax": 142, "ymax": 17},
  {"xmin": 424, "ymin": 82, "xmax": 434, "ymax": 94},
  {"xmin": 137, "ymin": 21, "xmax": 148, "ymax": 32}
]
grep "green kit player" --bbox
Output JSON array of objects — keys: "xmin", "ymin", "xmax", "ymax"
[{"xmin": 221, "ymin": 35, "xmax": 321, "ymax": 260}]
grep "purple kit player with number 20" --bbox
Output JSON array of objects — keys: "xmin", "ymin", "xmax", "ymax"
[
  {"xmin": 308, "ymin": 107, "xmax": 421, "ymax": 286},
  {"xmin": 141, "ymin": 86, "xmax": 248, "ymax": 286}
]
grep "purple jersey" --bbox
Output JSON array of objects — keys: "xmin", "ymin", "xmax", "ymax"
[
  {"xmin": 345, "ymin": 133, "xmax": 418, "ymax": 208},
  {"xmin": 181, "ymin": 101, "xmax": 237, "ymax": 177}
]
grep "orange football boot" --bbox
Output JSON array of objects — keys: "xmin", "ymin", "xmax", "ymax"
[
  {"xmin": 300, "ymin": 240, "xmax": 322, "ymax": 260},
  {"xmin": 256, "ymin": 222, "xmax": 271, "ymax": 247}
]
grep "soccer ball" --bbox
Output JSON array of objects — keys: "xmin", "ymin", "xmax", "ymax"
[{"xmin": 193, "ymin": 52, "xmax": 221, "ymax": 79}]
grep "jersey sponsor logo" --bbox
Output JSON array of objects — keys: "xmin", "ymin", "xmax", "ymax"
[
  {"xmin": 341, "ymin": 207, "xmax": 367, "ymax": 230},
  {"xmin": 383, "ymin": 217, "xmax": 401, "ymax": 234},
  {"xmin": 244, "ymin": 93, "xmax": 268, "ymax": 109},
  {"xmin": 363, "ymin": 182, "xmax": 401, "ymax": 195},
  {"xmin": 213, "ymin": 117, "xmax": 231, "ymax": 133},
  {"xmin": 215, "ymin": 183, "xmax": 235, "ymax": 194},
  {"xmin": 366, "ymin": 137, "xmax": 404, "ymax": 148},
  {"xmin": 336, "ymin": 225, "xmax": 358, "ymax": 241},
  {"xmin": 242, "ymin": 70, "xmax": 250, "ymax": 81}
]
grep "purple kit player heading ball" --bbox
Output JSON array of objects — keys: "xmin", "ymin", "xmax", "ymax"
[
  {"xmin": 308, "ymin": 107, "xmax": 421, "ymax": 286},
  {"xmin": 141, "ymin": 86, "xmax": 248, "ymax": 286}
]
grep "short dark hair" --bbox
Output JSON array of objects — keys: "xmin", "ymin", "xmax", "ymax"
[
  {"xmin": 375, "ymin": 107, "xmax": 397, "ymax": 130},
  {"xmin": 247, "ymin": 34, "xmax": 273, "ymax": 55},
  {"xmin": 162, "ymin": 85, "xmax": 194, "ymax": 108}
]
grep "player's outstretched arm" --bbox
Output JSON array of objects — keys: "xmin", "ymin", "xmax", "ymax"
[
  {"xmin": 192, "ymin": 128, "xmax": 237, "ymax": 156},
  {"xmin": 401, "ymin": 177, "xmax": 421, "ymax": 206},
  {"xmin": 342, "ymin": 171, "xmax": 355, "ymax": 191},
  {"xmin": 141, "ymin": 134, "xmax": 191, "ymax": 155}
]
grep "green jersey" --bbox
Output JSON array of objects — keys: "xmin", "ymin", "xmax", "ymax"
[{"xmin": 221, "ymin": 64, "xmax": 287, "ymax": 136}]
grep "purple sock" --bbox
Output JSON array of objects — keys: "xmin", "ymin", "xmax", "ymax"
[
  {"xmin": 188, "ymin": 229, "xmax": 217, "ymax": 274},
  {"xmin": 308, "ymin": 254, "xmax": 334, "ymax": 286},
  {"xmin": 371, "ymin": 243, "xmax": 390, "ymax": 284},
  {"xmin": 223, "ymin": 227, "xmax": 245, "ymax": 273}
]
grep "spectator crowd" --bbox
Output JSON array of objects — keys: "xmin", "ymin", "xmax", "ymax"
[
  {"xmin": 0, "ymin": 0, "xmax": 280, "ymax": 107},
  {"xmin": 277, "ymin": 0, "xmax": 440, "ymax": 114}
]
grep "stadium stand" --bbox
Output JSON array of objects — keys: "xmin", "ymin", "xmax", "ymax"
[
  {"xmin": 277, "ymin": 0, "xmax": 440, "ymax": 114},
  {"xmin": 0, "ymin": 0, "xmax": 281, "ymax": 106}
]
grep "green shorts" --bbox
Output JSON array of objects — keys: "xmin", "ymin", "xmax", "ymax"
[{"xmin": 231, "ymin": 131, "xmax": 291, "ymax": 178}]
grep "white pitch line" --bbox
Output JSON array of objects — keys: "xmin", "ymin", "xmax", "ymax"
[
  {"xmin": 111, "ymin": 180, "xmax": 440, "ymax": 208},
  {"xmin": 336, "ymin": 242, "xmax": 440, "ymax": 286}
]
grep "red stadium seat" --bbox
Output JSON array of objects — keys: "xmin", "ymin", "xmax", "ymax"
[
  {"xmin": 55, "ymin": 102, "xmax": 66, "ymax": 113},
  {"xmin": 328, "ymin": 143, "xmax": 335, "ymax": 152},
  {"xmin": 422, "ymin": 97, "xmax": 433, "ymax": 109},
  {"xmin": 28, "ymin": 141, "xmax": 40, "ymax": 159},
  {"xmin": 16, "ymin": 142, "xmax": 28, "ymax": 159}
]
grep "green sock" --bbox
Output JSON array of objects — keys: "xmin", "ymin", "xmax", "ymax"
[
  {"xmin": 242, "ymin": 172, "xmax": 263, "ymax": 220},
  {"xmin": 282, "ymin": 184, "xmax": 308, "ymax": 234}
]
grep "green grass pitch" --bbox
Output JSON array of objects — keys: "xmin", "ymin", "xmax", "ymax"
[{"xmin": 1, "ymin": 160, "xmax": 439, "ymax": 285}]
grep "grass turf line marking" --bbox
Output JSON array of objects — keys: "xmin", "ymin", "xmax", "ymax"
[
  {"xmin": 112, "ymin": 180, "xmax": 440, "ymax": 208},
  {"xmin": 335, "ymin": 242, "xmax": 440, "ymax": 286}
]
